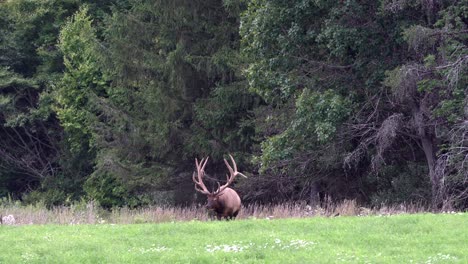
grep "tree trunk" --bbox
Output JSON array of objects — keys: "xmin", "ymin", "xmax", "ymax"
[
  {"xmin": 420, "ymin": 135, "xmax": 442, "ymax": 209},
  {"xmin": 413, "ymin": 107, "xmax": 442, "ymax": 210},
  {"xmin": 308, "ymin": 182, "xmax": 320, "ymax": 207}
]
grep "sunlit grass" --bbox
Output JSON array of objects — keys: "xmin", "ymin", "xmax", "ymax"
[{"xmin": 0, "ymin": 213, "xmax": 466, "ymax": 263}]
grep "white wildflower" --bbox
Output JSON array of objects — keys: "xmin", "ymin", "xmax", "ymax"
[
  {"xmin": 206, "ymin": 243, "xmax": 249, "ymax": 253},
  {"xmin": 422, "ymin": 253, "xmax": 457, "ymax": 263},
  {"xmin": 21, "ymin": 252, "xmax": 37, "ymax": 261}
]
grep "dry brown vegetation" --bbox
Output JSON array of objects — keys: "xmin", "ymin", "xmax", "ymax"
[{"xmin": 0, "ymin": 199, "xmax": 437, "ymax": 225}]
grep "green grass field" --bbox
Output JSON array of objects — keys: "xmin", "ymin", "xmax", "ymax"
[{"xmin": 0, "ymin": 213, "xmax": 466, "ymax": 263}]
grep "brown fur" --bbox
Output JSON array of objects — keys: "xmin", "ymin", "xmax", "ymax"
[
  {"xmin": 206, "ymin": 187, "xmax": 241, "ymax": 220},
  {"xmin": 193, "ymin": 155, "xmax": 246, "ymax": 220}
]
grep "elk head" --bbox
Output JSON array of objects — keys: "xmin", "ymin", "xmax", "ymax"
[{"xmin": 192, "ymin": 154, "xmax": 247, "ymax": 220}]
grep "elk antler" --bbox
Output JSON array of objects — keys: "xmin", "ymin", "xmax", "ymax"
[
  {"xmin": 214, "ymin": 154, "xmax": 247, "ymax": 195},
  {"xmin": 192, "ymin": 157, "xmax": 211, "ymax": 195}
]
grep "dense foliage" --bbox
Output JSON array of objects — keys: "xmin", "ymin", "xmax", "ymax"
[{"xmin": 0, "ymin": 0, "xmax": 466, "ymax": 210}]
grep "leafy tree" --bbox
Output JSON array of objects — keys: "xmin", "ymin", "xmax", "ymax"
[
  {"xmin": 0, "ymin": 0, "xmax": 77, "ymax": 203},
  {"xmin": 0, "ymin": 1, "xmax": 112, "ymax": 205},
  {"xmin": 0, "ymin": 67, "xmax": 59, "ymax": 193},
  {"xmin": 341, "ymin": 0, "xmax": 467, "ymax": 209},
  {"xmin": 241, "ymin": 0, "xmax": 467, "ymax": 208},
  {"xmin": 92, "ymin": 0, "xmax": 255, "ymax": 205},
  {"xmin": 240, "ymin": 0, "xmax": 387, "ymax": 202},
  {"xmin": 0, "ymin": 0, "xmax": 80, "ymax": 76},
  {"xmin": 56, "ymin": 5, "xmax": 103, "ymax": 152}
]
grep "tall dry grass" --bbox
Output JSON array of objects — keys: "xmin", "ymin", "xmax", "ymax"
[{"xmin": 0, "ymin": 199, "xmax": 433, "ymax": 225}]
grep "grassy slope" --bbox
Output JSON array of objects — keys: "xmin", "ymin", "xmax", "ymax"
[{"xmin": 0, "ymin": 213, "xmax": 466, "ymax": 263}]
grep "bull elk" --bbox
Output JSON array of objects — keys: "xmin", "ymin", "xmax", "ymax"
[{"xmin": 193, "ymin": 154, "xmax": 247, "ymax": 220}]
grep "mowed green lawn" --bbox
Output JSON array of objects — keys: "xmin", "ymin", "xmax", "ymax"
[{"xmin": 0, "ymin": 213, "xmax": 466, "ymax": 263}]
